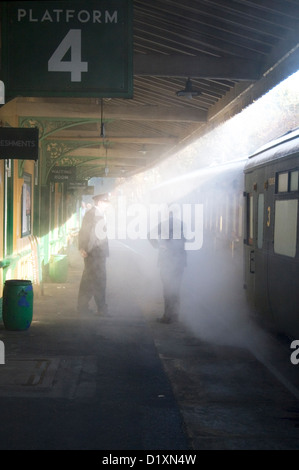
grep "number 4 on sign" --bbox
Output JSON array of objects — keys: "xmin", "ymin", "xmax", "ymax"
[{"xmin": 48, "ymin": 29, "xmax": 88, "ymax": 82}]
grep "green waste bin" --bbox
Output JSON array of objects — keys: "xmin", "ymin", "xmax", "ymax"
[
  {"xmin": 2, "ymin": 280, "xmax": 33, "ymax": 331},
  {"xmin": 49, "ymin": 254, "xmax": 68, "ymax": 283}
]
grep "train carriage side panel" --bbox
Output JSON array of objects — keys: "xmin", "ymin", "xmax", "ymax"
[
  {"xmin": 267, "ymin": 153, "xmax": 299, "ymax": 337},
  {"xmin": 244, "ymin": 129, "xmax": 299, "ymax": 338}
]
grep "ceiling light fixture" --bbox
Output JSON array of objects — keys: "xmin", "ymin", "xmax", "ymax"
[
  {"xmin": 176, "ymin": 78, "xmax": 201, "ymax": 99},
  {"xmin": 139, "ymin": 144, "xmax": 147, "ymax": 155}
]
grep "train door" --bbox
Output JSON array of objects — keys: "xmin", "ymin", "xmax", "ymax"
[
  {"xmin": 244, "ymin": 166, "xmax": 257, "ymax": 311},
  {"xmin": 244, "ymin": 186, "xmax": 255, "ymax": 304},
  {"xmin": 254, "ymin": 190, "xmax": 270, "ymax": 314},
  {"xmin": 244, "ymin": 167, "xmax": 271, "ymax": 320},
  {"xmin": 267, "ymin": 163, "xmax": 299, "ymax": 337}
]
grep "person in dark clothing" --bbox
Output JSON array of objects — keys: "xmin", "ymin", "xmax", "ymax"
[
  {"xmin": 77, "ymin": 193, "xmax": 110, "ymax": 315},
  {"xmin": 149, "ymin": 210, "xmax": 187, "ymax": 323}
]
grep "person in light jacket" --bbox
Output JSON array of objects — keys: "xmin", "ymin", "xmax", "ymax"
[{"xmin": 77, "ymin": 193, "xmax": 110, "ymax": 315}]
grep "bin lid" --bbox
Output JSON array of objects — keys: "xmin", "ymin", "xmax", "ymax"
[{"xmin": 4, "ymin": 279, "xmax": 32, "ymax": 285}]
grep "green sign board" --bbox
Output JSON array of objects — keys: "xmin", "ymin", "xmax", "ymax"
[
  {"xmin": 1, "ymin": 1, "xmax": 133, "ymax": 98},
  {"xmin": 48, "ymin": 165, "xmax": 76, "ymax": 182}
]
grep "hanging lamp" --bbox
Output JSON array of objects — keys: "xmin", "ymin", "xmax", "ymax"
[{"xmin": 176, "ymin": 78, "xmax": 201, "ymax": 99}]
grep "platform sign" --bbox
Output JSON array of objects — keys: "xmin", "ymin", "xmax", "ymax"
[
  {"xmin": 1, "ymin": 1, "xmax": 133, "ymax": 98},
  {"xmin": 48, "ymin": 166, "xmax": 76, "ymax": 182},
  {"xmin": 0, "ymin": 127, "xmax": 39, "ymax": 160}
]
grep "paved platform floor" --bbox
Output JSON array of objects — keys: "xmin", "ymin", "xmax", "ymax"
[{"xmin": 0, "ymin": 243, "xmax": 298, "ymax": 450}]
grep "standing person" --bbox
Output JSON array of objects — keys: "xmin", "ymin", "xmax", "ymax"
[
  {"xmin": 149, "ymin": 209, "xmax": 187, "ymax": 323},
  {"xmin": 77, "ymin": 193, "xmax": 110, "ymax": 315}
]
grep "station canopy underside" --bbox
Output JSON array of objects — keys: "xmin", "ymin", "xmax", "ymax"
[{"xmin": 1, "ymin": 0, "xmax": 298, "ymax": 180}]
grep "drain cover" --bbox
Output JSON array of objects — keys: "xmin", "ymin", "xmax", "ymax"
[{"xmin": 0, "ymin": 356, "xmax": 97, "ymax": 399}]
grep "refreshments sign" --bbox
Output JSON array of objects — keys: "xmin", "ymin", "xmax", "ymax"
[{"xmin": 0, "ymin": 127, "xmax": 39, "ymax": 160}]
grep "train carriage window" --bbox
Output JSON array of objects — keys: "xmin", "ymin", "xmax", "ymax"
[
  {"xmin": 247, "ymin": 194, "xmax": 254, "ymax": 245},
  {"xmin": 238, "ymin": 192, "xmax": 243, "ymax": 238},
  {"xmin": 274, "ymin": 199, "xmax": 298, "ymax": 257},
  {"xmin": 277, "ymin": 170, "xmax": 299, "ymax": 193},
  {"xmin": 290, "ymin": 171, "xmax": 298, "ymax": 191},
  {"xmin": 257, "ymin": 194, "xmax": 264, "ymax": 249},
  {"xmin": 278, "ymin": 172, "xmax": 288, "ymax": 192}
]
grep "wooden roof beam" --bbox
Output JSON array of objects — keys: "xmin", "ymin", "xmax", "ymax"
[
  {"xmin": 134, "ymin": 54, "xmax": 262, "ymax": 81},
  {"xmin": 46, "ymin": 136, "xmax": 178, "ymax": 145},
  {"xmin": 15, "ymin": 99, "xmax": 208, "ymax": 122}
]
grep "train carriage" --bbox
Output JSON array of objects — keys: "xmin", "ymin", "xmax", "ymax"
[
  {"xmin": 244, "ymin": 128, "xmax": 299, "ymax": 338},
  {"xmin": 149, "ymin": 129, "xmax": 299, "ymax": 339}
]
